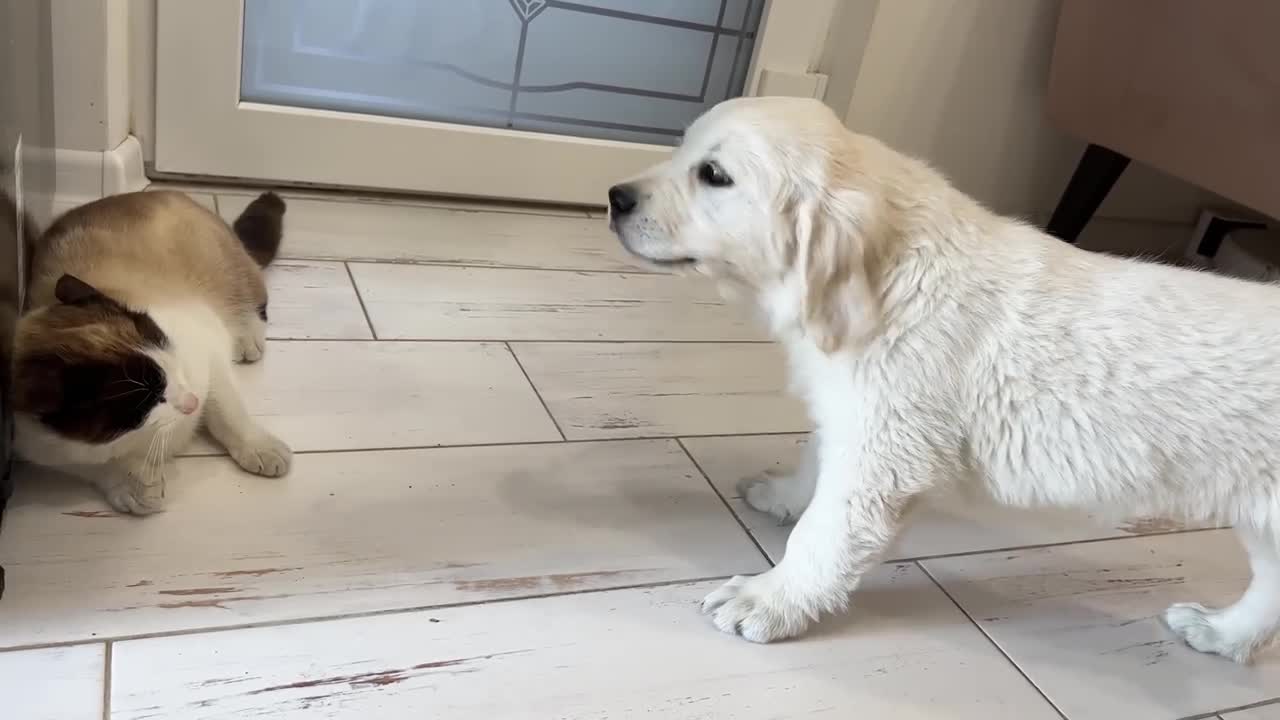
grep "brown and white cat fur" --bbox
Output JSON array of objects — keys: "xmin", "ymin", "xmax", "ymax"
[{"xmin": 12, "ymin": 190, "xmax": 292, "ymax": 513}]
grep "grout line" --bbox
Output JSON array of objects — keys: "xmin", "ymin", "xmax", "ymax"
[
  {"xmin": 1182, "ymin": 698, "xmax": 1280, "ymax": 720},
  {"xmin": 263, "ymin": 336, "xmax": 775, "ymax": 345},
  {"xmin": 155, "ymin": 180, "xmax": 599, "ymax": 219},
  {"xmin": 505, "ymin": 342, "xmax": 567, "ymax": 441},
  {"xmin": 916, "ymin": 561, "xmax": 1069, "ymax": 720},
  {"xmin": 677, "ymin": 438, "xmax": 775, "ymax": 567},
  {"xmin": 212, "ymin": 188, "xmax": 593, "ymax": 218},
  {"xmin": 176, "ymin": 431, "xmax": 810, "ymax": 459},
  {"xmin": 101, "ymin": 641, "xmax": 112, "ymax": 720},
  {"xmin": 343, "ymin": 262, "xmax": 378, "ymax": 340},
  {"xmin": 335, "ymin": 257, "xmax": 669, "ymax": 277},
  {"xmin": 0, "ymin": 574, "xmax": 738, "ymax": 654},
  {"xmin": 889, "ymin": 525, "xmax": 1226, "ymax": 564}
]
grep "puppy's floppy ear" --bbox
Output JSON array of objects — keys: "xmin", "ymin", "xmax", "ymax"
[{"xmin": 794, "ymin": 192, "xmax": 882, "ymax": 353}]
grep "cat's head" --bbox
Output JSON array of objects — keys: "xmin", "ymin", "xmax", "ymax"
[{"xmin": 12, "ymin": 274, "xmax": 201, "ymax": 443}]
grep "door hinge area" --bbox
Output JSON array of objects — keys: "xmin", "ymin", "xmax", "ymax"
[{"xmin": 755, "ymin": 69, "xmax": 829, "ymax": 100}]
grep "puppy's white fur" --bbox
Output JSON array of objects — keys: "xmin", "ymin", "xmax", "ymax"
[{"xmin": 609, "ymin": 96, "xmax": 1280, "ymax": 662}]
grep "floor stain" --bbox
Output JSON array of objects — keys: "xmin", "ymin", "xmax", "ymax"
[
  {"xmin": 158, "ymin": 587, "xmax": 240, "ymax": 596},
  {"xmin": 61, "ymin": 510, "xmax": 117, "ymax": 518},
  {"xmin": 596, "ymin": 415, "xmax": 640, "ymax": 430},
  {"xmin": 1117, "ymin": 517, "xmax": 1184, "ymax": 534},
  {"xmin": 158, "ymin": 598, "xmax": 234, "ymax": 610},
  {"xmin": 455, "ymin": 569, "xmax": 644, "ymax": 594},
  {"xmin": 213, "ymin": 568, "xmax": 300, "ymax": 579},
  {"xmin": 248, "ymin": 650, "xmax": 531, "ymax": 695}
]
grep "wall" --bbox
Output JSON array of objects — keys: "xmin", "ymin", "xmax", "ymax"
[
  {"xmin": 822, "ymin": 0, "xmax": 1217, "ymax": 247},
  {"xmin": 50, "ymin": 0, "xmax": 130, "ymax": 153},
  {"xmin": 0, "ymin": 0, "xmax": 56, "ymax": 521}
]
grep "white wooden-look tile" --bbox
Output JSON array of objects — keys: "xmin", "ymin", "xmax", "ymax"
[
  {"xmin": 348, "ymin": 263, "xmax": 765, "ymax": 341},
  {"xmin": 109, "ymin": 567, "xmax": 1060, "ymax": 720},
  {"xmin": 218, "ymin": 194, "xmax": 643, "ymax": 272},
  {"xmin": 682, "ymin": 434, "xmax": 1203, "ymax": 563},
  {"xmin": 264, "ymin": 261, "xmax": 372, "ymax": 340},
  {"xmin": 1224, "ymin": 704, "xmax": 1280, "ymax": 719},
  {"xmin": 511, "ymin": 342, "xmax": 809, "ymax": 440},
  {"xmin": 0, "ymin": 440, "xmax": 765, "ymax": 648},
  {"xmin": 0, "ymin": 645, "xmax": 105, "ymax": 720},
  {"xmin": 923, "ymin": 531, "xmax": 1280, "ymax": 720},
  {"xmin": 189, "ymin": 340, "xmax": 558, "ymax": 454}
]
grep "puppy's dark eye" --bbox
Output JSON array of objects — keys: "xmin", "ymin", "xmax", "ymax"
[{"xmin": 698, "ymin": 161, "xmax": 733, "ymax": 188}]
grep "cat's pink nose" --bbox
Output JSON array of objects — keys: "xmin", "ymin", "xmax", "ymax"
[{"xmin": 175, "ymin": 392, "xmax": 200, "ymax": 415}]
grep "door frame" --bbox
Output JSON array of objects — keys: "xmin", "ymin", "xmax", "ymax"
[{"xmin": 154, "ymin": 0, "xmax": 836, "ymax": 204}]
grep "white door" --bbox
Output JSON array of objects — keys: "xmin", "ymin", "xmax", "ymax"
[{"xmin": 154, "ymin": 0, "xmax": 834, "ymax": 205}]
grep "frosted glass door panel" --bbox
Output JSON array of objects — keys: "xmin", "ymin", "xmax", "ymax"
[{"xmin": 241, "ymin": 0, "xmax": 763, "ymax": 146}]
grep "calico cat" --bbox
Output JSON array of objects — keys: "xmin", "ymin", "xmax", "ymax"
[{"xmin": 11, "ymin": 190, "xmax": 293, "ymax": 513}]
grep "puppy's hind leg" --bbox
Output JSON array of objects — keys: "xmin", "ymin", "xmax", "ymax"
[{"xmin": 1164, "ymin": 525, "xmax": 1280, "ymax": 662}]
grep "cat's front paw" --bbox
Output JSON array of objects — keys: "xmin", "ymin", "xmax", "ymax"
[
  {"xmin": 103, "ymin": 466, "xmax": 168, "ymax": 515},
  {"xmin": 229, "ymin": 431, "xmax": 292, "ymax": 477},
  {"xmin": 233, "ymin": 313, "xmax": 268, "ymax": 363},
  {"xmin": 234, "ymin": 329, "xmax": 266, "ymax": 363}
]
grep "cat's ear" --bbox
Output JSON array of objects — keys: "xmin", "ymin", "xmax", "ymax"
[{"xmin": 55, "ymin": 274, "xmax": 104, "ymax": 305}]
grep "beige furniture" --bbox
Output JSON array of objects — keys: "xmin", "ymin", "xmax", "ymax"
[{"xmin": 1045, "ymin": 0, "xmax": 1280, "ymax": 241}]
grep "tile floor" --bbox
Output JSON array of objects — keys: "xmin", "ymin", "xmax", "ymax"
[{"xmin": 0, "ymin": 186, "xmax": 1276, "ymax": 719}]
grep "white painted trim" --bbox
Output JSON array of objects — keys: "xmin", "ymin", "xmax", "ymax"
[
  {"xmin": 24, "ymin": 134, "xmax": 148, "ymax": 213},
  {"xmin": 746, "ymin": 0, "xmax": 839, "ymax": 96},
  {"xmin": 102, "ymin": 135, "xmax": 147, "ymax": 196},
  {"xmin": 129, "ymin": 0, "xmax": 157, "ymax": 163}
]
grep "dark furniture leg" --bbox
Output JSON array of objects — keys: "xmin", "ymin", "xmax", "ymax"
[{"xmin": 1046, "ymin": 143, "xmax": 1130, "ymax": 243}]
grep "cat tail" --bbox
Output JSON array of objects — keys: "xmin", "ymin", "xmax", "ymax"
[{"xmin": 232, "ymin": 191, "xmax": 286, "ymax": 267}]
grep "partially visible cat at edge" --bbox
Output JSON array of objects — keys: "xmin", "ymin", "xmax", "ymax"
[{"xmin": 10, "ymin": 190, "xmax": 293, "ymax": 514}]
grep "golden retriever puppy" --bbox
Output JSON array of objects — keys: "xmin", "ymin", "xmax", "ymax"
[{"xmin": 607, "ymin": 96, "xmax": 1280, "ymax": 662}]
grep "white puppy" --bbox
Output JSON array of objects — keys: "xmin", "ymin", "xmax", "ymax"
[{"xmin": 607, "ymin": 96, "xmax": 1280, "ymax": 662}]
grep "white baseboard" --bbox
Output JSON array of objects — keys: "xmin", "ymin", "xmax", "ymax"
[
  {"xmin": 102, "ymin": 135, "xmax": 147, "ymax": 196},
  {"xmin": 23, "ymin": 135, "xmax": 148, "ymax": 226}
]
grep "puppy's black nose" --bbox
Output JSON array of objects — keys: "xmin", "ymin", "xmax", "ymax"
[{"xmin": 608, "ymin": 184, "xmax": 638, "ymax": 217}]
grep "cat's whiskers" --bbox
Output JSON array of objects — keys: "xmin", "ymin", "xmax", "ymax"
[
  {"xmin": 100, "ymin": 387, "xmax": 148, "ymax": 402},
  {"xmin": 109, "ymin": 376, "xmax": 147, "ymax": 390}
]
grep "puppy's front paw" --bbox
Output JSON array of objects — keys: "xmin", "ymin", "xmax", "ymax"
[
  {"xmin": 738, "ymin": 472, "xmax": 808, "ymax": 523},
  {"xmin": 103, "ymin": 466, "xmax": 168, "ymax": 515},
  {"xmin": 229, "ymin": 432, "xmax": 293, "ymax": 477},
  {"xmin": 701, "ymin": 573, "xmax": 812, "ymax": 643}
]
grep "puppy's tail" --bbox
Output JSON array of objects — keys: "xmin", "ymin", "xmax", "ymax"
[{"xmin": 232, "ymin": 191, "xmax": 286, "ymax": 267}]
